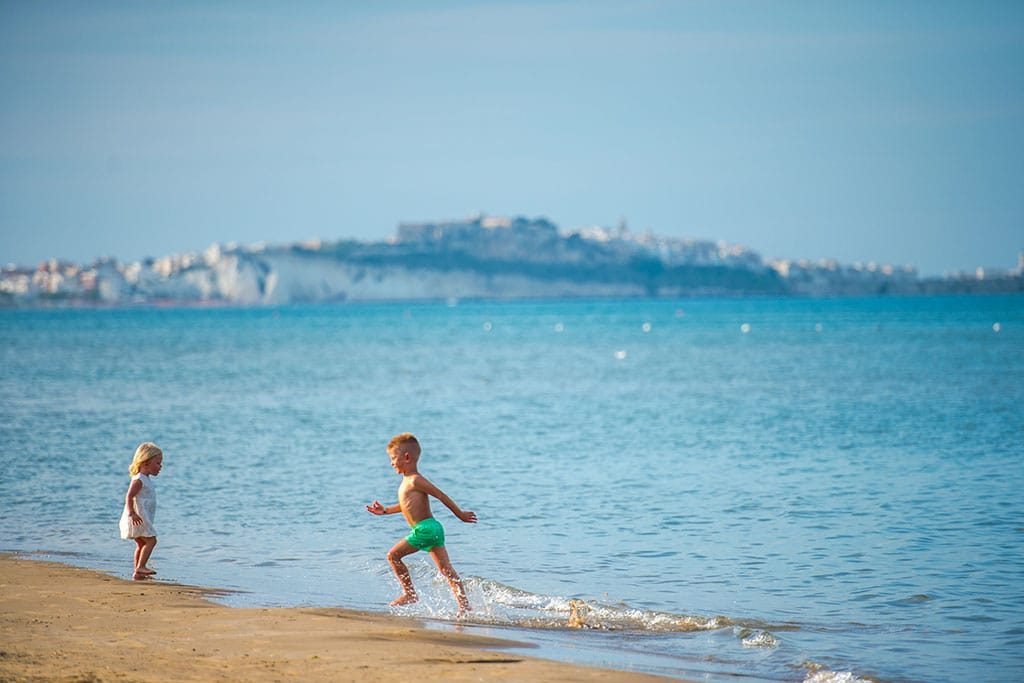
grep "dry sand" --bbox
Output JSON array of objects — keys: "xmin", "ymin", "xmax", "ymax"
[{"xmin": 0, "ymin": 555, "xmax": 679, "ymax": 682}]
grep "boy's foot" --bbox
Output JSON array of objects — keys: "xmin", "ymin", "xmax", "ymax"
[
  {"xmin": 456, "ymin": 600, "xmax": 472, "ymax": 617},
  {"xmin": 389, "ymin": 593, "xmax": 418, "ymax": 607}
]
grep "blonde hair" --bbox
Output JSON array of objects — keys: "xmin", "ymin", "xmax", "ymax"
[
  {"xmin": 387, "ymin": 432, "xmax": 419, "ymax": 456},
  {"xmin": 129, "ymin": 442, "xmax": 163, "ymax": 476}
]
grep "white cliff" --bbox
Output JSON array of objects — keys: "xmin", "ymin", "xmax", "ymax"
[{"xmin": 3, "ymin": 214, "xmax": 1019, "ymax": 306}]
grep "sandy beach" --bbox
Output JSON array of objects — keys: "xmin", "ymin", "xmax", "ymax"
[{"xmin": 0, "ymin": 555, "xmax": 677, "ymax": 682}]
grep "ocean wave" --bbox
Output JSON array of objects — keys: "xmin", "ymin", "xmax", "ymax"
[
  {"xmin": 803, "ymin": 660, "xmax": 878, "ymax": 683},
  {"xmin": 465, "ymin": 577, "xmax": 731, "ymax": 632},
  {"xmin": 402, "ymin": 573, "xmax": 796, "ymax": 651}
]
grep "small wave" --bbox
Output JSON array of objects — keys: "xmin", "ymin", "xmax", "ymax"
[
  {"xmin": 466, "ymin": 577, "xmax": 730, "ymax": 632},
  {"xmin": 804, "ymin": 671, "xmax": 872, "ymax": 683},
  {"xmin": 803, "ymin": 660, "xmax": 875, "ymax": 683},
  {"xmin": 739, "ymin": 629, "xmax": 780, "ymax": 648},
  {"xmin": 396, "ymin": 572, "xmax": 793, "ymax": 654},
  {"xmin": 23, "ymin": 549, "xmax": 89, "ymax": 558},
  {"xmin": 405, "ymin": 577, "xmax": 798, "ymax": 655}
]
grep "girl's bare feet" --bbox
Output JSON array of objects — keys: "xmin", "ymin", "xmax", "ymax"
[{"xmin": 135, "ymin": 567, "xmax": 156, "ymax": 575}]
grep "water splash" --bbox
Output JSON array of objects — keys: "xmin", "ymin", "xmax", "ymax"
[
  {"xmin": 740, "ymin": 629, "xmax": 780, "ymax": 648},
  {"xmin": 803, "ymin": 661, "xmax": 875, "ymax": 683},
  {"xmin": 404, "ymin": 575, "xmax": 797, "ymax": 641}
]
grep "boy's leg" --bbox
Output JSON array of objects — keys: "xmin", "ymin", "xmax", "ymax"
[
  {"xmin": 386, "ymin": 539, "xmax": 420, "ymax": 605},
  {"xmin": 428, "ymin": 546, "xmax": 470, "ymax": 614}
]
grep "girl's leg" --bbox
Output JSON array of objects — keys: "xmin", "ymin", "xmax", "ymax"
[
  {"xmin": 133, "ymin": 538, "xmax": 145, "ymax": 572},
  {"xmin": 386, "ymin": 539, "xmax": 419, "ymax": 605},
  {"xmin": 134, "ymin": 536, "xmax": 157, "ymax": 577},
  {"xmin": 429, "ymin": 546, "xmax": 470, "ymax": 614}
]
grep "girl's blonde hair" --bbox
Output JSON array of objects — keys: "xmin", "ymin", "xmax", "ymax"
[{"xmin": 129, "ymin": 442, "xmax": 163, "ymax": 476}]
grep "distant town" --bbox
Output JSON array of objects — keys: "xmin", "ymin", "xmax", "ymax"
[{"xmin": 2, "ymin": 214, "xmax": 1022, "ymax": 306}]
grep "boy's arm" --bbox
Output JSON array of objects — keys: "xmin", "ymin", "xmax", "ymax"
[
  {"xmin": 365, "ymin": 500, "xmax": 400, "ymax": 515},
  {"xmin": 414, "ymin": 477, "xmax": 477, "ymax": 523},
  {"xmin": 125, "ymin": 478, "xmax": 143, "ymax": 525}
]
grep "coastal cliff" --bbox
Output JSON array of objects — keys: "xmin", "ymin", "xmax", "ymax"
[{"xmin": 3, "ymin": 215, "xmax": 1021, "ymax": 305}]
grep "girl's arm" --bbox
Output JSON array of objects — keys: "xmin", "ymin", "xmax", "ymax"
[
  {"xmin": 125, "ymin": 478, "xmax": 144, "ymax": 525},
  {"xmin": 416, "ymin": 478, "xmax": 477, "ymax": 524},
  {"xmin": 365, "ymin": 500, "xmax": 400, "ymax": 515}
]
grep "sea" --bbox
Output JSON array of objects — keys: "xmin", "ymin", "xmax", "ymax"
[{"xmin": 1, "ymin": 295, "xmax": 1021, "ymax": 683}]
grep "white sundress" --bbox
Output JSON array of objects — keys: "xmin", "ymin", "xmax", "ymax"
[{"xmin": 119, "ymin": 473, "xmax": 157, "ymax": 539}]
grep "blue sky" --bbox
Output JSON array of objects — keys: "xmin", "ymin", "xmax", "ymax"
[{"xmin": 1, "ymin": 1, "xmax": 1021, "ymax": 275}]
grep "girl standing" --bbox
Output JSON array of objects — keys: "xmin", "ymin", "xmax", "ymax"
[{"xmin": 118, "ymin": 442, "xmax": 163, "ymax": 579}]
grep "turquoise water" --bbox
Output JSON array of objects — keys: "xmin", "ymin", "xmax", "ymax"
[{"xmin": 1, "ymin": 296, "xmax": 1022, "ymax": 682}]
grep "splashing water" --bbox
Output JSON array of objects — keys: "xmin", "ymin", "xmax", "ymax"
[
  {"xmin": 462, "ymin": 577, "xmax": 735, "ymax": 632},
  {"xmin": 803, "ymin": 661, "xmax": 875, "ymax": 683},
  {"xmin": 394, "ymin": 569, "xmax": 792, "ymax": 652}
]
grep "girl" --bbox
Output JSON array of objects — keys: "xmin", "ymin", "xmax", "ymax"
[{"xmin": 118, "ymin": 442, "xmax": 163, "ymax": 579}]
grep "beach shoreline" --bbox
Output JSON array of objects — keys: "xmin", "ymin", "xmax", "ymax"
[{"xmin": 0, "ymin": 554, "xmax": 680, "ymax": 682}]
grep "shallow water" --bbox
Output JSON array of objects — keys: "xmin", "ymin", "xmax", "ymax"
[{"xmin": 1, "ymin": 296, "xmax": 1022, "ymax": 682}]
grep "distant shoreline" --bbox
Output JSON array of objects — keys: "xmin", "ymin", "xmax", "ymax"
[
  {"xmin": 4, "ymin": 215, "xmax": 1021, "ymax": 306},
  {"xmin": 2, "ymin": 288, "xmax": 1022, "ymax": 311}
]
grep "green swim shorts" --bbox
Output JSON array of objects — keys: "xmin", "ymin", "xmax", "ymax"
[{"xmin": 406, "ymin": 517, "xmax": 445, "ymax": 552}]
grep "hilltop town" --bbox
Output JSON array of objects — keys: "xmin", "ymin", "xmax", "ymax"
[{"xmin": 2, "ymin": 214, "xmax": 1021, "ymax": 306}]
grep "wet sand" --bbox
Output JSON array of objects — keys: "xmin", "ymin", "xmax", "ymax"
[{"xmin": 0, "ymin": 555, "xmax": 679, "ymax": 682}]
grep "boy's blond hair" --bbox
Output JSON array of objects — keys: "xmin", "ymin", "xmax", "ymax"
[
  {"xmin": 387, "ymin": 432, "xmax": 420, "ymax": 456},
  {"xmin": 129, "ymin": 442, "xmax": 163, "ymax": 476}
]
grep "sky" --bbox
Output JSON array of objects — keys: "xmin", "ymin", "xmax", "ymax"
[{"xmin": 1, "ymin": 1, "xmax": 1022, "ymax": 276}]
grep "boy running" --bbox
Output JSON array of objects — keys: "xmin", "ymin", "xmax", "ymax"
[{"xmin": 366, "ymin": 433, "xmax": 477, "ymax": 614}]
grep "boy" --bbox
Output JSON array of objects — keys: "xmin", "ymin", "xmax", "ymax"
[{"xmin": 366, "ymin": 432, "xmax": 477, "ymax": 614}]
